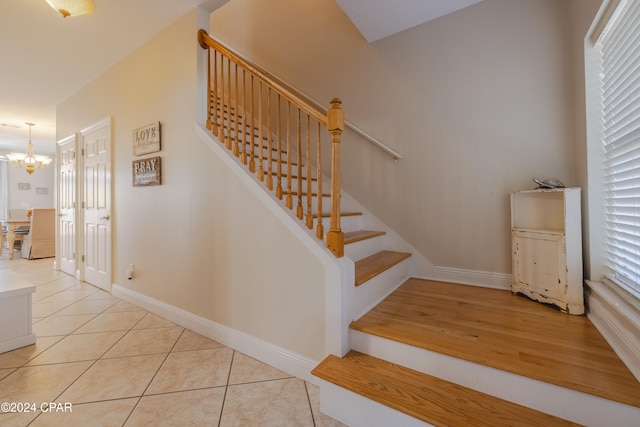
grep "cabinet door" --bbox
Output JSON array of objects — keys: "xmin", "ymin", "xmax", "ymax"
[{"xmin": 512, "ymin": 230, "xmax": 566, "ymax": 301}]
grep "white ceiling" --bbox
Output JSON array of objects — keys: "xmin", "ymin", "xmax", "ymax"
[
  {"xmin": 0, "ymin": 0, "xmax": 212, "ymax": 156},
  {"xmin": 337, "ymin": 0, "xmax": 485, "ymax": 42},
  {"xmin": 0, "ymin": 0, "xmax": 483, "ymax": 157}
]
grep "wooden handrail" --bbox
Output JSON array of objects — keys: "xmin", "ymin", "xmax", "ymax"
[
  {"xmin": 198, "ymin": 30, "xmax": 327, "ymax": 125},
  {"xmin": 198, "ymin": 30, "xmax": 344, "ymax": 257},
  {"xmin": 198, "ymin": 30, "xmax": 401, "ymax": 162}
]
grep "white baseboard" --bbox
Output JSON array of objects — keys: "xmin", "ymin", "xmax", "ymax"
[
  {"xmin": 0, "ymin": 334, "xmax": 36, "ymax": 354},
  {"xmin": 585, "ymin": 280, "xmax": 640, "ymax": 382},
  {"xmin": 111, "ymin": 284, "xmax": 320, "ymax": 384},
  {"xmin": 427, "ymin": 266, "xmax": 511, "ymax": 290}
]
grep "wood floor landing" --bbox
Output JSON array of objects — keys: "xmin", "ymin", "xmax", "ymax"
[{"xmin": 350, "ymin": 278, "xmax": 640, "ymax": 408}]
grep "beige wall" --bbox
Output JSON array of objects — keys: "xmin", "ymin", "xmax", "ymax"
[
  {"xmin": 210, "ymin": 0, "xmax": 596, "ymax": 276},
  {"xmin": 56, "ymin": 11, "xmax": 326, "ymax": 361}
]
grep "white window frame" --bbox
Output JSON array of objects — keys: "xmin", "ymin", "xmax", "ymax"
[{"xmin": 585, "ymin": 0, "xmax": 640, "ymax": 303}]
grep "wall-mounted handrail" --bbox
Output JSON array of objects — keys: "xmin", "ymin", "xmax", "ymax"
[{"xmin": 301, "ymin": 96, "xmax": 403, "ymax": 162}]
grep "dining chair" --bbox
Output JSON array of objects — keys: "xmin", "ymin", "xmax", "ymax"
[
  {"xmin": 21, "ymin": 208, "xmax": 55, "ymax": 259},
  {"xmin": 2, "ymin": 209, "xmax": 30, "ymax": 253}
]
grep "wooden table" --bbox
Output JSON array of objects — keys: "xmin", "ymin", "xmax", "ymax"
[{"xmin": 1, "ymin": 219, "xmax": 30, "ymax": 260}]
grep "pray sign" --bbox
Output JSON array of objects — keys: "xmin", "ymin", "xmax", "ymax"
[{"xmin": 132, "ymin": 156, "xmax": 161, "ymax": 186}]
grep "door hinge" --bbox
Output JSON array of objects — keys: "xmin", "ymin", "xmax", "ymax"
[{"xmin": 81, "ymin": 255, "xmax": 85, "ymax": 262}]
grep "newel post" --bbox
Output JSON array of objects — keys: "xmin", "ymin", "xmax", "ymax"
[
  {"xmin": 197, "ymin": 30, "xmax": 214, "ymax": 134},
  {"xmin": 326, "ymin": 98, "xmax": 345, "ymax": 258}
]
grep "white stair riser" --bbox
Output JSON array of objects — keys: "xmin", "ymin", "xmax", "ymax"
[
  {"xmin": 344, "ymin": 235, "xmax": 387, "ymax": 260},
  {"xmin": 349, "ymin": 331, "xmax": 640, "ymax": 427},
  {"xmin": 318, "ymin": 380, "xmax": 432, "ymax": 427},
  {"xmin": 279, "ymin": 177, "xmax": 321, "ymax": 196},
  {"xmin": 351, "ymin": 259, "xmax": 410, "ymax": 321},
  {"xmin": 319, "ymin": 214, "xmax": 362, "ymax": 235},
  {"xmin": 285, "ymin": 196, "xmax": 330, "ymax": 214}
]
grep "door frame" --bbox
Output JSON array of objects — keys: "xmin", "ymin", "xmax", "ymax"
[{"xmin": 55, "ymin": 117, "xmax": 113, "ymax": 290}]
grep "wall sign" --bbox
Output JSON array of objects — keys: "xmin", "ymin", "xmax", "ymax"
[
  {"xmin": 133, "ymin": 121, "xmax": 161, "ymax": 156},
  {"xmin": 132, "ymin": 156, "xmax": 161, "ymax": 187}
]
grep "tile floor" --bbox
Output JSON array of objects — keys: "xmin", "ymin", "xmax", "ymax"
[{"xmin": 0, "ymin": 255, "xmax": 346, "ymax": 427}]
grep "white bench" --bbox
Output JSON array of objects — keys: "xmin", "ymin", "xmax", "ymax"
[{"xmin": 0, "ymin": 270, "xmax": 36, "ymax": 353}]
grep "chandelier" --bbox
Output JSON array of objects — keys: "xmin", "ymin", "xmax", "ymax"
[
  {"xmin": 7, "ymin": 123, "xmax": 52, "ymax": 175},
  {"xmin": 45, "ymin": 0, "xmax": 95, "ymax": 18}
]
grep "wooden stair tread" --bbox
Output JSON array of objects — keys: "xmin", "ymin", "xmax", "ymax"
[
  {"xmin": 282, "ymin": 191, "xmax": 331, "ymax": 197},
  {"xmin": 312, "ymin": 351, "xmax": 580, "ymax": 427},
  {"xmin": 345, "ymin": 229, "xmax": 385, "ymax": 245},
  {"xmin": 355, "ymin": 250, "xmax": 411, "ymax": 286},
  {"xmin": 350, "ymin": 278, "xmax": 640, "ymax": 408},
  {"xmin": 312, "ymin": 211, "xmax": 362, "ymax": 218}
]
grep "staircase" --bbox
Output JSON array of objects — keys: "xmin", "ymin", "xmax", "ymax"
[
  {"xmin": 313, "ymin": 279, "xmax": 640, "ymax": 426},
  {"xmin": 197, "ymin": 31, "xmax": 640, "ymax": 427}
]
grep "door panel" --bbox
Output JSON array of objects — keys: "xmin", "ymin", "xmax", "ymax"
[
  {"xmin": 82, "ymin": 119, "xmax": 111, "ymax": 291},
  {"xmin": 57, "ymin": 135, "xmax": 76, "ymax": 277}
]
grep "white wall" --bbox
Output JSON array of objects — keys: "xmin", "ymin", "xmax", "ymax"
[
  {"xmin": 209, "ymin": 0, "xmax": 593, "ymax": 277},
  {"xmin": 56, "ymin": 10, "xmax": 326, "ymax": 361},
  {"xmin": 7, "ymin": 163, "xmax": 55, "ymax": 210}
]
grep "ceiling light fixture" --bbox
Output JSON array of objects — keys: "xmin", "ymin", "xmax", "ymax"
[
  {"xmin": 45, "ymin": 0, "xmax": 95, "ymax": 18},
  {"xmin": 7, "ymin": 123, "xmax": 52, "ymax": 175}
]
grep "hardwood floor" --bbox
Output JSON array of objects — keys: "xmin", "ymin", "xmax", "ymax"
[
  {"xmin": 349, "ymin": 278, "xmax": 640, "ymax": 408},
  {"xmin": 313, "ymin": 351, "xmax": 582, "ymax": 427}
]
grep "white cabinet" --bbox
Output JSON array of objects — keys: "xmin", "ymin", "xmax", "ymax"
[
  {"xmin": 511, "ymin": 188, "xmax": 584, "ymax": 315},
  {"xmin": 0, "ymin": 270, "xmax": 36, "ymax": 353}
]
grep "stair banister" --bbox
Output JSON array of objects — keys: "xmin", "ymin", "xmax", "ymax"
[
  {"xmin": 197, "ymin": 29, "xmax": 345, "ymax": 257},
  {"xmin": 198, "ymin": 30, "xmax": 328, "ymax": 124},
  {"xmin": 327, "ymin": 99, "xmax": 345, "ymax": 257}
]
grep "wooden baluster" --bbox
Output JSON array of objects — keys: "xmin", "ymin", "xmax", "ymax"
[
  {"xmin": 240, "ymin": 69, "xmax": 248, "ymax": 165},
  {"xmin": 211, "ymin": 50, "xmax": 219, "ymax": 137},
  {"xmin": 305, "ymin": 115, "xmax": 313, "ymax": 229},
  {"xmin": 326, "ymin": 98, "xmax": 344, "ymax": 258},
  {"xmin": 206, "ymin": 47, "xmax": 212, "ymax": 132},
  {"xmin": 249, "ymin": 75, "xmax": 255, "ymax": 173},
  {"xmin": 257, "ymin": 82, "xmax": 264, "ymax": 181},
  {"xmin": 316, "ymin": 122, "xmax": 324, "ymax": 239},
  {"xmin": 296, "ymin": 109, "xmax": 303, "ymax": 220},
  {"xmin": 266, "ymin": 87, "xmax": 273, "ymax": 190},
  {"xmin": 219, "ymin": 55, "xmax": 226, "ymax": 143},
  {"xmin": 226, "ymin": 58, "xmax": 232, "ymax": 150},
  {"xmin": 286, "ymin": 101, "xmax": 293, "ymax": 210},
  {"xmin": 233, "ymin": 63, "xmax": 240, "ymax": 157},
  {"xmin": 276, "ymin": 94, "xmax": 283, "ymax": 200}
]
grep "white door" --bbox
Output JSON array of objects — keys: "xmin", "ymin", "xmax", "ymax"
[
  {"xmin": 81, "ymin": 119, "xmax": 111, "ymax": 291},
  {"xmin": 56, "ymin": 135, "xmax": 77, "ymax": 277}
]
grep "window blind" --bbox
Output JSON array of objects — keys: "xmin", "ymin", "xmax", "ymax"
[{"xmin": 600, "ymin": 0, "xmax": 640, "ymax": 299}]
